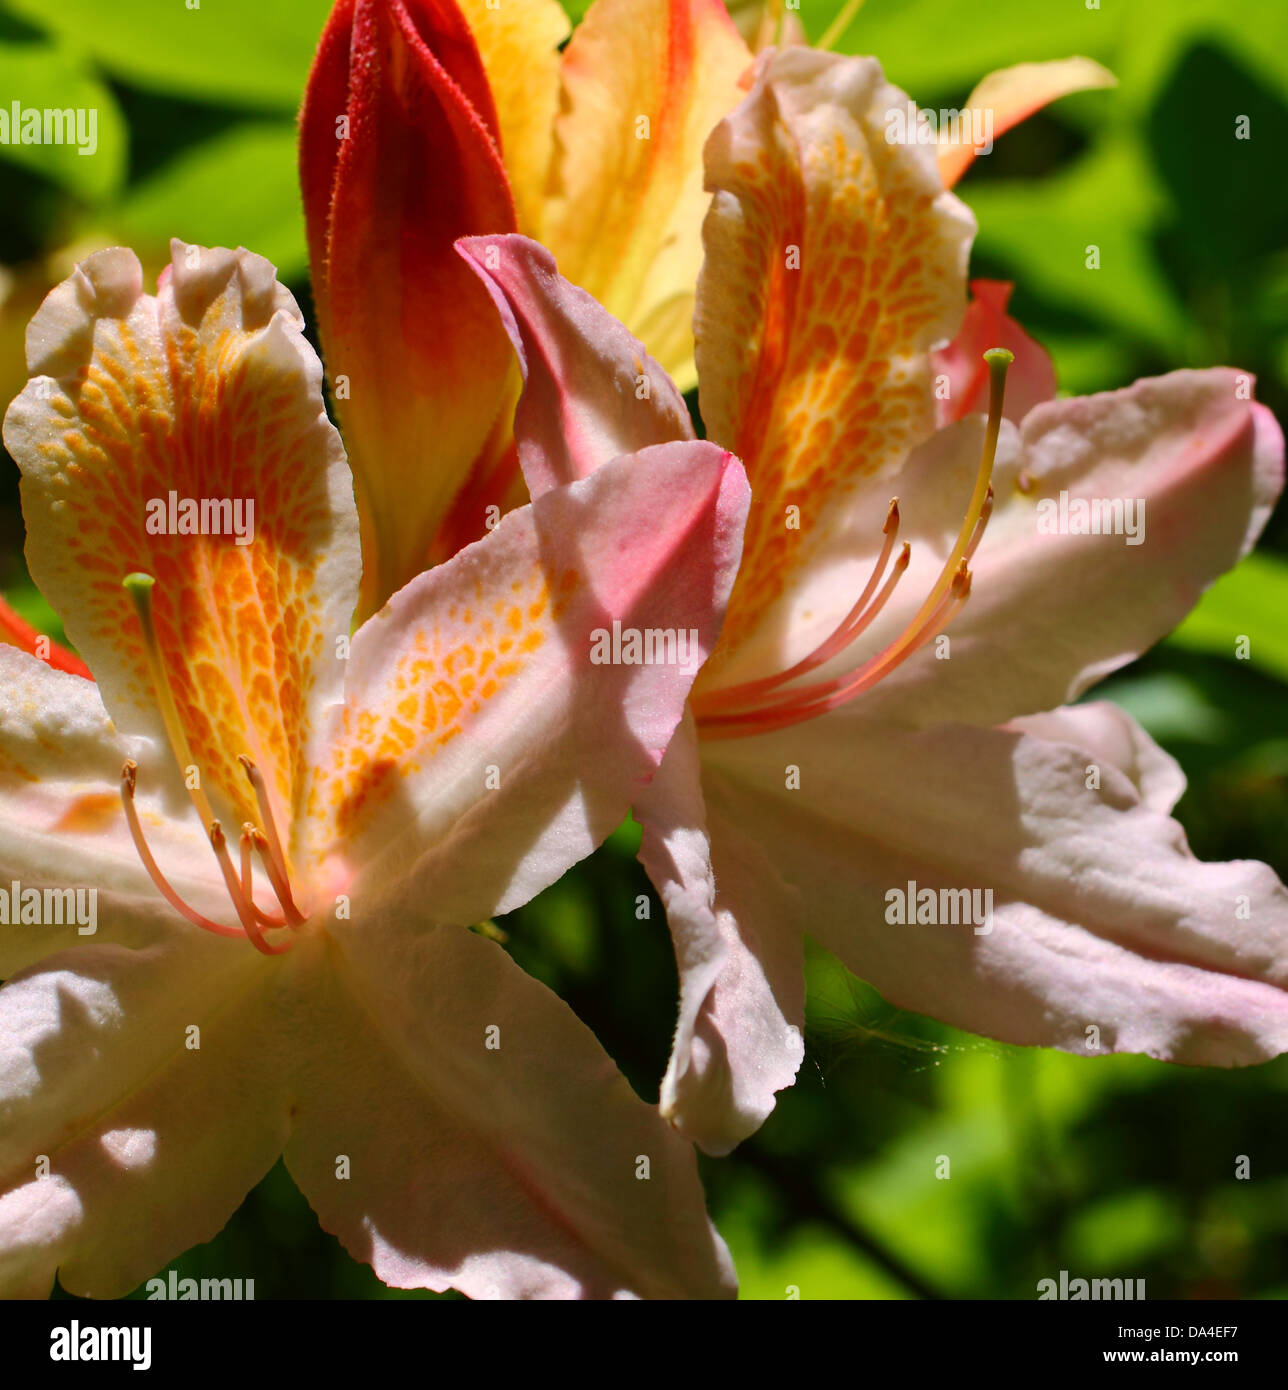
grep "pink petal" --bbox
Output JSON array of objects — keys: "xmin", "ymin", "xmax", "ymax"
[
  {"xmin": 0, "ymin": 647, "xmax": 225, "ymax": 980},
  {"xmin": 308, "ymin": 441, "xmax": 749, "ymax": 925},
  {"xmin": 931, "ymin": 279, "xmax": 1057, "ymax": 426},
  {"xmin": 1, "ymin": 242, "xmax": 361, "ymax": 838},
  {"xmin": 457, "ymin": 232, "xmax": 693, "ymax": 498},
  {"xmin": 0, "ymin": 932, "xmax": 289, "ymax": 1297},
  {"xmin": 284, "ymin": 914, "xmax": 736, "ymax": 1298},
  {"xmin": 702, "ymin": 706, "xmax": 1288, "ymax": 1065},
  {"xmin": 636, "ymin": 714, "xmax": 804, "ymax": 1155},
  {"xmin": 937, "ymin": 57, "xmax": 1117, "ymax": 188},
  {"xmin": 693, "ymin": 47, "xmax": 974, "ymax": 677},
  {"xmin": 859, "ymin": 371, "xmax": 1284, "ymax": 728}
]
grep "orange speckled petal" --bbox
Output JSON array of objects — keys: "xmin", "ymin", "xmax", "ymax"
[
  {"xmin": 695, "ymin": 49, "xmax": 974, "ymax": 679},
  {"xmin": 937, "ymin": 57, "xmax": 1116, "ymax": 189},
  {"xmin": 306, "ymin": 440, "xmax": 749, "ymax": 925},
  {"xmin": 456, "ymin": 0, "xmax": 570, "ymax": 236},
  {"xmin": 542, "ymin": 0, "xmax": 752, "ymax": 390},
  {"xmin": 2, "ymin": 242, "xmax": 361, "ymax": 835}
]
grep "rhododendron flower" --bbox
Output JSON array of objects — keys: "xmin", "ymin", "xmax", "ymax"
[
  {"xmin": 300, "ymin": 0, "xmax": 751, "ymax": 612},
  {"xmin": 0, "ymin": 240, "xmax": 749, "ymax": 1298},
  {"xmin": 461, "ymin": 45, "xmax": 1288, "ymax": 1158},
  {"xmin": 297, "ymin": 0, "xmax": 1112, "ymax": 620}
]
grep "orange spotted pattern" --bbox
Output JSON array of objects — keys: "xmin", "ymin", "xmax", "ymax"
[
  {"xmin": 696, "ymin": 62, "xmax": 970, "ymax": 665},
  {"xmin": 310, "ymin": 563, "xmax": 579, "ymax": 855},
  {"xmin": 21, "ymin": 263, "xmax": 347, "ymax": 835}
]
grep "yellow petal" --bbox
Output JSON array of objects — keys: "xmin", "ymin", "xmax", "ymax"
[
  {"xmin": 457, "ymin": 0, "xmax": 571, "ymax": 236},
  {"xmin": 542, "ymin": 0, "xmax": 753, "ymax": 390},
  {"xmin": 937, "ymin": 56, "xmax": 1117, "ymax": 188}
]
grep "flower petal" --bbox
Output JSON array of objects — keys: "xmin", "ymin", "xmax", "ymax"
[
  {"xmin": 1012, "ymin": 700, "xmax": 1186, "ymax": 816},
  {"xmin": 695, "ymin": 48, "xmax": 974, "ymax": 679},
  {"xmin": 0, "ymin": 931, "xmax": 289, "ymax": 1297},
  {"xmin": 456, "ymin": 0, "xmax": 570, "ymax": 235},
  {"xmin": 542, "ymin": 0, "xmax": 752, "ymax": 389},
  {"xmin": 307, "ymin": 441, "xmax": 749, "ymax": 925},
  {"xmin": 0, "ymin": 648, "xmax": 225, "ymax": 979},
  {"xmin": 300, "ymin": 0, "xmax": 518, "ymax": 613},
  {"xmin": 702, "ymin": 708, "xmax": 1288, "ymax": 1065},
  {"xmin": 931, "ymin": 279, "xmax": 1056, "ymax": 426},
  {"xmin": 284, "ymin": 918, "xmax": 735, "ymax": 1298},
  {"xmin": 862, "ymin": 371, "xmax": 1284, "ymax": 728},
  {"xmin": 635, "ymin": 713, "xmax": 803, "ymax": 1155},
  {"xmin": 457, "ymin": 232, "xmax": 694, "ymax": 498},
  {"xmin": 2, "ymin": 242, "xmax": 361, "ymax": 841},
  {"xmin": 0, "ymin": 597, "xmax": 90, "ymax": 678},
  {"xmin": 937, "ymin": 57, "xmax": 1117, "ymax": 188}
]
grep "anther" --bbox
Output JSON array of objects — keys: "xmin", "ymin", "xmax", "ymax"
[
  {"xmin": 238, "ymin": 755, "xmax": 305, "ymax": 926},
  {"xmin": 240, "ymin": 824, "xmax": 286, "ymax": 930},
  {"xmin": 208, "ymin": 820, "xmax": 291, "ymax": 956}
]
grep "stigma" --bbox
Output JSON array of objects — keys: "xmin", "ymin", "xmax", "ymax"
[
  {"xmin": 118, "ymin": 573, "xmax": 304, "ymax": 954},
  {"xmin": 694, "ymin": 349, "xmax": 1013, "ymax": 740}
]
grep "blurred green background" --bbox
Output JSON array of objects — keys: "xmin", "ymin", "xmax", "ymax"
[{"xmin": 2, "ymin": 0, "xmax": 1285, "ymax": 1299}]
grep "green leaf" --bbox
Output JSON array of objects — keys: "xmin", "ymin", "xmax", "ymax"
[
  {"xmin": 106, "ymin": 123, "xmax": 307, "ymax": 281},
  {"xmin": 798, "ymin": 0, "xmax": 1122, "ymax": 97},
  {"xmin": 1095, "ymin": 672, "xmax": 1232, "ymax": 746},
  {"xmin": 0, "ymin": 41, "xmax": 126, "ymax": 200},
  {"xmin": 1167, "ymin": 552, "xmax": 1288, "ymax": 683},
  {"xmin": 2, "ymin": 0, "xmax": 332, "ymax": 111},
  {"xmin": 962, "ymin": 135, "xmax": 1188, "ymax": 353}
]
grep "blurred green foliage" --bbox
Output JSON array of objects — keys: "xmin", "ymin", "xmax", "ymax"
[{"xmin": 2, "ymin": 0, "xmax": 1284, "ymax": 1299}]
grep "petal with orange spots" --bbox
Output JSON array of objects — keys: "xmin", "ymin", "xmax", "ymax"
[
  {"xmin": 2, "ymin": 242, "xmax": 361, "ymax": 839},
  {"xmin": 694, "ymin": 49, "xmax": 974, "ymax": 681},
  {"xmin": 542, "ymin": 0, "xmax": 752, "ymax": 392},
  {"xmin": 306, "ymin": 439, "xmax": 749, "ymax": 925}
]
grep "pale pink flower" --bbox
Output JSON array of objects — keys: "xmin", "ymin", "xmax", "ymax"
[
  {"xmin": 0, "ymin": 240, "xmax": 748, "ymax": 1297},
  {"xmin": 461, "ymin": 46, "xmax": 1288, "ymax": 1157}
]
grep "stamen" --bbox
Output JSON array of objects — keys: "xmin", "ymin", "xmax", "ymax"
[
  {"xmin": 119, "ymin": 576, "xmax": 304, "ymax": 948},
  {"xmin": 695, "ymin": 349, "xmax": 1012, "ymax": 740},
  {"xmin": 123, "ymin": 573, "xmax": 215, "ymax": 830},
  {"xmin": 700, "ymin": 500, "xmax": 907, "ymax": 715},
  {"xmin": 248, "ymin": 826, "xmax": 304, "ymax": 931},
  {"xmin": 119, "ymin": 760, "xmax": 242, "ymax": 940},
  {"xmin": 238, "ymin": 755, "xmax": 306, "ymax": 926},
  {"xmin": 208, "ymin": 821, "xmax": 292, "ymax": 956},
  {"xmin": 241, "ymin": 824, "xmax": 287, "ymax": 929}
]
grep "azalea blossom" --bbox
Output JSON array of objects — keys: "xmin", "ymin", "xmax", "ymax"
[
  {"xmin": 297, "ymin": 0, "xmax": 1110, "ymax": 619},
  {"xmin": 299, "ymin": 0, "xmax": 752, "ymax": 614},
  {"xmin": 0, "ymin": 240, "xmax": 750, "ymax": 1298},
  {"xmin": 460, "ymin": 44, "xmax": 1288, "ymax": 1158}
]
